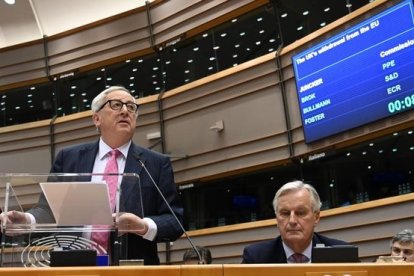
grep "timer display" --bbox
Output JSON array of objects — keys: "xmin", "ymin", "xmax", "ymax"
[
  {"xmin": 292, "ymin": 0, "xmax": 414, "ymax": 143},
  {"xmin": 388, "ymin": 95, "xmax": 414, "ymax": 113}
]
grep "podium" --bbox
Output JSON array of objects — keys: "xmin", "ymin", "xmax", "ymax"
[{"xmin": 0, "ymin": 173, "xmax": 143, "ymax": 267}]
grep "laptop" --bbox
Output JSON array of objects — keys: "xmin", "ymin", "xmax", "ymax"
[
  {"xmin": 312, "ymin": 245, "xmax": 359, "ymax": 263},
  {"xmin": 39, "ymin": 182, "xmax": 113, "ymax": 226}
]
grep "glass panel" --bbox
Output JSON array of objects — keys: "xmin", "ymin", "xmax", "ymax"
[{"xmin": 0, "ymin": 173, "xmax": 141, "ymax": 267}]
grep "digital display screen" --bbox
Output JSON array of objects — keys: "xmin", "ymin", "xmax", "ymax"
[{"xmin": 292, "ymin": 0, "xmax": 414, "ymax": 143}]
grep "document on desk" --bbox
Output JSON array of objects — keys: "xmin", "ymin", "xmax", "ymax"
[{"xmin": 40, "ymin": 182, "xmax": 113, "ymax": 226}]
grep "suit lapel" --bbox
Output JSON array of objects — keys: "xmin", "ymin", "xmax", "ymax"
[
  {"xmin": 79, "ymin": 142, "xmax": 99, "ymax": 177},
  {"xmin": 120, "ymin": 144, "xmax": 145, "ymax": 212}
]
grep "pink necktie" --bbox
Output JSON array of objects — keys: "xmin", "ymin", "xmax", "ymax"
[
  {"xmin": 92, "ymin": 149, "xmax": 120, "ymax": 252},
  {"xmin": 104, "ymin": 149, "xmax": 121, "ymax": 210}
]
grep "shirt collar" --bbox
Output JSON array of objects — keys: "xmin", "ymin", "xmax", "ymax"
[
  {"xmin": 98, "ymin": 138, "xmax": 131, "ymax": 160},
  {"xmin": 282, "ymin": 240, "xmax": 313, "ymax": 262}
]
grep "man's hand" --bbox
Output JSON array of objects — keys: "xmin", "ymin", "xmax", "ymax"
[
  {"xmin": 0, "ymin": 210, "xmax": 30, "ymax": 236},
  {"xmin": 113, "ymin": 212, "xmax": 148, "ymax": 236}
]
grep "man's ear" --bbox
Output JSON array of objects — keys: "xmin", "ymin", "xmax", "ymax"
[
  {"xmin": 92, "ymin": 113, "xmax": 100, "ymax": 128},
  {"xmin": 314, "ymin": 211, "xmax": 321, "ymax": 225}
]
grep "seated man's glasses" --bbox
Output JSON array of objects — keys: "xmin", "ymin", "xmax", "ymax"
[{"xmin": 99, "ymin": 99, "xmax": 139, "ymax": 113}]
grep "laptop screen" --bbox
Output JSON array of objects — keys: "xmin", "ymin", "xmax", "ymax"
[
  {"xmin": 40, "ymin": 182, "xmax": 113, "ymax": 226},
  {"xmin": 312, "ymin": 245, "xmax": 359, "ymax": 263}
]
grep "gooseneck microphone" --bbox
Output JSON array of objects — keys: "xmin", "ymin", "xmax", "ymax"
[{"xmin": 137, "ymin": 159, "xmax": 203, "ymax": 264}]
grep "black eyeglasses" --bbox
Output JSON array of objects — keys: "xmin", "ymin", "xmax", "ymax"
[{"xmin": 99, "ymin": 99, "xmax": 139, "ymax": 113}]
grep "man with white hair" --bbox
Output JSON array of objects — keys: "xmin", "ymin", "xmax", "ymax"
[
  {"xmin": 1, "ymin": 86, "xmax": 184, "ymax": 265},
  {"xmin": 242, "ymin": 180, "xmax": 349, "ymax": 263}
]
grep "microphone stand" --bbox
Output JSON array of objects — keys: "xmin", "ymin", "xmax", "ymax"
[
  {"xmin": 113, "ymin": 184, "xmax": 122, "ymax": 266},
  {"xmin": 138, "ymin": 160, "xmax": 203, "ymax": 264}
]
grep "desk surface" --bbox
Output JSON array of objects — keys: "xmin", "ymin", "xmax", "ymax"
[{"xmin": 0, "ymin": 263, "xmax": 413, "ymax": 276}]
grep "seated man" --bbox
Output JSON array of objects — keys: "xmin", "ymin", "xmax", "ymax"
[
  {"xmin": 242, "ymin": 180, "xmax": 349, "ymax": 263},
  {"xmin": 183, "ymin": 246, "xmax": 212, "ymax": 264},
  {"xmin": 388, "ymin": 229, "xmax": 414, "ymax": 262}
]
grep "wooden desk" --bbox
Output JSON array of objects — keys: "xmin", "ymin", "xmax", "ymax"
[
  {"xmin": 223, "ymin": 263, "xmax": 414, "ymax": 276},
  {"xmin": 0, "ymin": 263, "xmax": 412, "ymax": 276}
]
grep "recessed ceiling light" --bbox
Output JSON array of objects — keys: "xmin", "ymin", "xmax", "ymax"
[
  {"xmin": 4, "ymin": 0, "xmax": 15, "ymax": 5},
  {"xmin": 281, "ymin": 13, "xmax": 288, "ymax": 18},
  {"xmin": 303, "ymin": 11, "xmax": 309, "ymax": 15},
  {"xmin": 320, "ymin": 22, "xmax": 326, "ymax": 27},
  {"xmin": 324, "ymin": 7, "xmax": 330, "ymax": 12},
  {"xmin": 297, "ymin": 26, "xmax": 303, "ymax": 31}
]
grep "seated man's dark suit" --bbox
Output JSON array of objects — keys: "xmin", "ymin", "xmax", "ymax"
[{"xmin": 242, "ymin": 232, "xmax": 349, "ymax": 263}]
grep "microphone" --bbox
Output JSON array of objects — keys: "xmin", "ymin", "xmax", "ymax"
[{"xmin": 136, "ymin": 158, "xmax": 203, "ymax": 264}]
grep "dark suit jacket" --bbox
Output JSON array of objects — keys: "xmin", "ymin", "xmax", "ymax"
[
  {"xmin": 242, "ymin": 232, "xmax": 349, "ymax": 263},
  {"xmin": 28, "ymin": 141, "xmax": 184, "ymax": 265}
]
